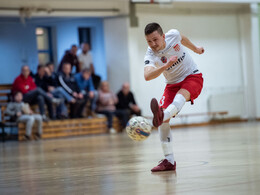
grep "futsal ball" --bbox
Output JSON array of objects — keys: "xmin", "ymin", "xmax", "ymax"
[{"xmin": 126, "ymin": 116, "xmax": 152, "ymax": 141}]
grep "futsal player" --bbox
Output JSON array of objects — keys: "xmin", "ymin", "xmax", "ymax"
[{"xmin": 144, "ymin": 23, "xmax": 204, "ymax": 172}]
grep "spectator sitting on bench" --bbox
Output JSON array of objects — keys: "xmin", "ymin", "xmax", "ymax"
[
  {"xmin": 12, "ymin": 65, "xmax": 60, "ymax": 121},
  {"xmin": 58, "ymin": 62, "xmax": 86, "ymax": 118},
  {"xmin": 5, "ymin": 91, "xmax": 42, "ymax": 141},
  {"xmin": 116, "ymin": 82, "xmax": 141, "ymax": 117},
  {"xmin": 74, "ymin": 68, "xmax": 98, "ymax": 117},
  {"xmin": 35, "ymin": 64, "xmax": 69, "ymax": 119},
  {"xmin": 46, "ymin": 62, "xmax": 58, "ymax": 83},
  {"xmin": 46, "ymin": 62, "xmax": 78, "ymax": 118},
  {"xmin": 97, "ymin": 81, "xmax": 129, "ymax": 134}
]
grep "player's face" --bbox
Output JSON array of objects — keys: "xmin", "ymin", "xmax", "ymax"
[{"xmin": 145, "ymin": 31, "xmax": 165, "ymax": 52}]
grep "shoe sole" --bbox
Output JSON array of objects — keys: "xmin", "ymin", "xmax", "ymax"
[
  {"xmin": 150, "ymin": 98, "xmax": 161, "ymax": 127},
  {"xmin": 151, "ymin": 168, "xmax": 176, "ymax": 172}
]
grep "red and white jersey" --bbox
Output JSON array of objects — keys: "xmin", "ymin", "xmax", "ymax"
[{"xmin": 144, "ymin": 29, "xmax": 199, "ymax": 84}]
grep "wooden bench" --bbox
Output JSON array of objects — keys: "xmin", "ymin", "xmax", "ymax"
[
  {"xmin": 113, "ymin": 117, "xmax": 123, "ymax": 132},
  {"xmin": 0, "ymin": 84, "xmax": 124, "ymax": 140},
  {"xmin": 18, "ymin": 117, "xmax": 108, "ymax": 140}
]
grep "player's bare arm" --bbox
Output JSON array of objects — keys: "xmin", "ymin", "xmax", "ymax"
[
  {"xmin": 181, "ymin": 35, "xmax": 204, "ymax": 54},
  {"xmin": 144, "ymin": 56, "xmax": 178, "ymax": 81}
]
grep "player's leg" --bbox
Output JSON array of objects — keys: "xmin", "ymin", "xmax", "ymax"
[
  {"xmin": 151, "ymin": 118, "xmax": 176, "ymax": 172},
  {"xmin": 151, "ymin": 73, "xmax": 203, "ymax": 127},
  {"xmin": 150, "ymin": 83, "xmax": 179, "ymax": 127},
  {"xmin": 163, "ymin": 88, "xmax": 189, "ymax": 122},
  {"xmin": 150, "ymin": 86, "xmax": 177, "ymax": 172}
]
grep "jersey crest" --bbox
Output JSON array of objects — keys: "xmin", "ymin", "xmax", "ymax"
[{"xmin": 161, "ymin": 56, "xmax": 167, "ymax": 63}]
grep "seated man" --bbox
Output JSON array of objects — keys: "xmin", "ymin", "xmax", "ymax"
[
  {"xmin": 97, "ymin": 81, "xmax": 129, "ymax": 134},
  {"xmin": 45, "ymin": 62, "xmax": 58, "ymax": 84},
  {"xmin": 116, "ymin": 82, "xmax": 141, "ymax": 117},
  {"xmin": 74, "ymin": 68, "xmax": 98, "ymax": 117},
  {"xmin": 35, "ymin": 64, "xmax": 67, "ymax": 119},
  {"xmin": 12, "ymin": 65, "xmax": 59, "ymax": 121},
  {"xmin": 58, "ymin": 62, "xmax": 86, "ymax": 118},
  {"xmin": 5, "ymin": 91, "xmax": 42, "ymax": 140}
]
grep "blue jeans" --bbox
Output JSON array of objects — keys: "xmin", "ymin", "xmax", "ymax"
[
  {"xmin": 52, "ymin": 87, "xmax": 73, "ymax": 117},
  {"xmin": 52, "ymin": 87, "xmax": 73, "ymax": 102}
]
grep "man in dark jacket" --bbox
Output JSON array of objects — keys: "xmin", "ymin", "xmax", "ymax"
[
  {"xmin": 116, "ymin": 82, "xmax": 141, "ymax": 117},
  {"xmin": 58, "ymin": 45, "xmax": 80, "ymax": 73},
  {"xmin": 58, "ymin": 62, "xmax": 86, "ymax": 118},
  {"xmin": 35, "ymin": 64, "xmax": 67, "ymax": 119}
]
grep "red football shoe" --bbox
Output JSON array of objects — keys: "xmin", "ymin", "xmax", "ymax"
[
  {"xmin": 151, "ymin": 159, "xmax": 176, "ymax": 172},
  {"xmin": 150, "ymin": 98, "xmax": 164, "ymax": 127}
]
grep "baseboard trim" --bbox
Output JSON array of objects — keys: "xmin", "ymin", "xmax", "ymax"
[{"xmin": 152, "ymin": 118, "xmax": 250, "ymax": 130}]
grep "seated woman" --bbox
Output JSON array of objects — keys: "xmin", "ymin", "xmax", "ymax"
[
  {"xmin": 96, "ymin": 81, "xmax": 129, "ymax": 134},
  {"xmin": 5, "ymin": 91, "xmax": 42, "ymax": 140}
]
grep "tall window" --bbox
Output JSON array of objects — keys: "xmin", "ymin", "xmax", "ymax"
[
  {"xmin": 78, "ymin": 27, "xmax": 92, "ymax": 46},
  {"xmin": 36, "ymin": 27, "xmax": 53, "ymax": 64}
]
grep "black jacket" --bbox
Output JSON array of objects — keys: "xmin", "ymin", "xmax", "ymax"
[
  {"xmin": 34, "ymin": 74, "xmax": 52, "ymax": 92},
  {"xmin": 58, "ymin": 72, "xmax": 80, "ymax": 95},
  {"xmin": 116, "ymin": 90, "xmax": 136, "ymax": 110},
  {"xmin": 58, "ymin": 51, "xmax": 80, "ymax": 73}
]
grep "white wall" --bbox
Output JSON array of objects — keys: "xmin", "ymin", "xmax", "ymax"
[
  {"xmin": 104, "ymin": 17, "xmax": 130, "ymax": 93},
  {"xmin": 239, "ymin": 4, "xmax": 260, "ymax": 119},
  {"xmin": 125, "ymin": 3, "xmax": 260, "ymax": 123}
]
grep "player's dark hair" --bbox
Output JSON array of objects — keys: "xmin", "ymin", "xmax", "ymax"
[{"xmin": 144, "ymin": 23, "xmax": 163, "ymax": 35}]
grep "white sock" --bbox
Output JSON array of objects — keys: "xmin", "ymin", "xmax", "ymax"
[
  {"xmin": 163, "ymin": 94, "xmax": 186, "ymax": 121},
  {"xmin": 159, "ymin": 123, "xmax": 174, "ymax": 164}
]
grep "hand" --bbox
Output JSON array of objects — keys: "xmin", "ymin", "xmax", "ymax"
[
  {"xmin": 108, "ymin": 99, "xmax": 114, "ymax": 105},
  {"xmin": 164, "ymin": 56, "xmax": 178, "ymax": 69},
  {"xmin": 73, "ymin": 92, "xmax": 78, "ymax": 98},
  {"xmin": 89, "ymin": 91, "xmax": 94, "ymax": 99},
  {"xmin": 194, "ymin": 47, "xmax": 204, "ymax": 54},
  {"xmin": 45, "ymin": 67, "xmax": 51, "ymax": 76},
  {"xmin": 47, "ymin": 92, "xmax": 53, "ymax": 98},
  {"xmin": 70, "ymin": 98, "xmax": 76, "ymax": 104},
  {"xmin": 48, "ymin": 86, "xmax": 55, "ymax": 92},
  {"xmin": 78, "ymin": 93, "xmax": 84, "ymax": 99},
  {"xmin": 16, "ymin": 112, "xmax": 22, "ymax": 117},
  {"xmin": 131, "ymin": 105, "xmax": 140, "ymax": 113}
]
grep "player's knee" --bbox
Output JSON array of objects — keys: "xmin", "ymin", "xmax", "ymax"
[{"xmin": 177, "ymin": 89, "xmax": 190, "ymax": 101}]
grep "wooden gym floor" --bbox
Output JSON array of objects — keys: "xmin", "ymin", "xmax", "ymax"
[{"xmin": 0, "ymin": 121, "xmax": 260, "ymax": 195}]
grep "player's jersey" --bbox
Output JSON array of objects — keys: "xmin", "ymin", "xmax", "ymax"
[{"xmin": 144, "ymin": 29, "xmax": 200, "ymax": 84}]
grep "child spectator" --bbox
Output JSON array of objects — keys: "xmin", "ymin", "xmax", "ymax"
[{"xmin": 5, "ymin": 91, "xmax": 42, "ymax": 140}]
